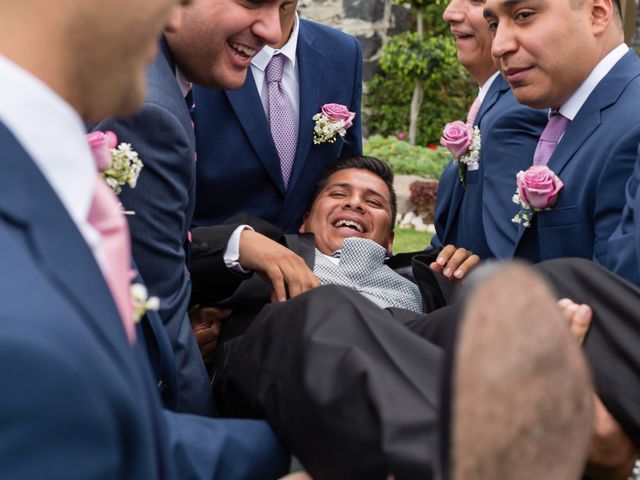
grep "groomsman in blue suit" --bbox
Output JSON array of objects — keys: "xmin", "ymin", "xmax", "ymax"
[
  {"xmin": 606, "ymin": 155, "xmax": 640, "ymax": 284},
  {"xmin": 191, "ymin": 2, "xmax": 363, "ymax": 232},
  {"xmin": 430, "ymin": 0, "xmax": 547, "ymax": 280},
  {"xmin": 485, "ymin": 0, "xmax": 640, "ymax": 264},
  {"xmin": 0, "ymin": 0, "xmax": 289, "ymax": 478},
  {"xmin": 97, "ymin": 0, "xmax": 313, "ymax": 416}
]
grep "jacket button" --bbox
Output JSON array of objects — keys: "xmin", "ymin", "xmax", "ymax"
[{"xmin": 157, "ymin": 380, "xmax": 168, "ymax": 392}]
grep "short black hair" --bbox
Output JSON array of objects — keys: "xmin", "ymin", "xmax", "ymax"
[{"xmin": 310, "ymin": 155, "xmax": 397, "ymax": 231}]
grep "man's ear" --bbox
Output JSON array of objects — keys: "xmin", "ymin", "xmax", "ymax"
[
  {"xmin": 298, "ymin": 212, "xmax": 310, "ymax": 234},
  {"xmin": 590, "ymin": 0, "xmax": 615, "ymax": 35}
]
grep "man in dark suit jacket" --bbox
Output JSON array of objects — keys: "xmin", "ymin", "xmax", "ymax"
[
  {"xmin": 0, "ymin": 0, "xmax": 289, "ymax": 478},
  {"xmin": 605, "ymin": 150, "xmax": 640, "ymax": 284},
  {"xmin": 97, "ymin": 0, "xmax": 313, "ymax": 416},
  {"xmin": 195, "ymin": 155, "xmax": 640, "ymax": 479},
  {"xmin": 486, "ymin": 0, "xmax": 640, "ymax": 265},
  {"xmin": 191, "ymin": 6, "xmax": 363, "ymax": 233},
  {"xmin": 432, "ymin": 0, "xmax": 547, "ymax": 274}
]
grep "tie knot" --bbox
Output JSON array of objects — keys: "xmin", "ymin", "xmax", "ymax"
[
  {"xmin": 541, "ymin": 111, "xmax": 570, "ymax": 144},
  {"xmin": 466, "ymin": 96, "xmax": 482, "ymax": 127},
  {"xmin": 266, "ymin": 54, "xmax": 285, "ymax": 83}
]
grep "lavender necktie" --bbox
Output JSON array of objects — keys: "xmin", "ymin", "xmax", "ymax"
[
  {"xmin": 266, "ymin": 54, "xmax": 297, "ymax": 188},
  {"xmin": 466, "ymin": 96, "xmax": 482, "ymax": 128},
  {"xmin": 533, "ymin": 111, "xmax": 570, "ymax": 166}
]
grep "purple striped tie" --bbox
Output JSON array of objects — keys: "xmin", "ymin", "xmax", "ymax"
[
  {"xmin": 266, "ymin": 54, "xmax": 297, "ymax": 188},
  {"xmin": 533, "ymin": 111, "xmax": 570, "ymax": 166}
]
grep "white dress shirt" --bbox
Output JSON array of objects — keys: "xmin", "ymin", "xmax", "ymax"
[
  {"xmin": 0, "ymin": 54, "xmax": 105, "ymax": 269},
  {"xmin": 559, "ymin": 43, "xmax": 629, "ymax": 120},
  {"xmin": 478, "ymin": 71, "xmax": 500, "ymax": 103},
  {"xmin": 251, "ymin": 13, "xmax": 301, "ymax": 132}
]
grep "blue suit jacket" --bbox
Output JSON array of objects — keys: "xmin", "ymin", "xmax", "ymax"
[
  {"xmin": 192, "ymin": 18, "xmax": 363, "ymax": 232},
  {"xmin": 514, "ymin": 50, "xmax": 640, "ymax": 264},
  {"xmin": 604, "ymin": 146, "xmax": 640, "ymax": 285},
  {"xmin": 0, "ymin": 122, "xmax": 288, "ymax": 479},
  {"xmin": 96, "ymin": 37, "xmax": 213, "ymax": 416},
  {"xmin": 432, "ymin": 75, "xmax": 547, "ymax": 259}
]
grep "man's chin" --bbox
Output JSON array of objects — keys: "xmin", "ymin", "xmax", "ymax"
[{"xmin": 207, "ymin": 68, "xmax": 249, "ymax": 90}]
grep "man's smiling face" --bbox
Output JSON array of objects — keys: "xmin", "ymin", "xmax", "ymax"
[
  {"xmin": 166, "ymin": 0, "xmax": 291, "ymax": 89},
  {"xmin": 299, "ymin": 168, "xmax": 394, "ymax": 255}
]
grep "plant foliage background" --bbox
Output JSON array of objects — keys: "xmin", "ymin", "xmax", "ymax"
[{"xmin": 364, "ymin": 0, "xmax": 476, "ymax": 147}]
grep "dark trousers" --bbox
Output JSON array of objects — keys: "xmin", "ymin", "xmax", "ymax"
[{"xmin": 216, "ymin": 258, "xmax": 640, "ymax": 479}]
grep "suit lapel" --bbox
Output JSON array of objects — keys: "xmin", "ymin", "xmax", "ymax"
[
  {"xmin": 226, "ymin": 71, "xmax": 285, "ymax": 194},
  {"xmin": 286, "ymin": 22, "xmax": 324, "ymax": 192},
  {"xmin": 283, "ymin": 232, "xmax": 316, "ymax": 269},
  {"xmin": 0, "ymin": 124, "xmax": 136, "ymax": 372},
  {"xmin": 442, "ymin": 78, "xmax": 506, "ymax": 240},
  {"xmin": 474, "ymin": 76, "xmax": 506, "ymax": 127},
  {"xmin": 514, "ymin": 50, "xmax": 640, "ymax": 249}
]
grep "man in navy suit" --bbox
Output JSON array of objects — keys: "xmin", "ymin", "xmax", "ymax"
[
  {"xmin": 0, "ymin": 0, "xmax": 289, "ymax": 478},
  {"xmin": 191, "ymin": 3, "xmax": 363, "ymax": 233},
  {"xmin": 97, "ymin": 0, "xmax": 316, "ymax": 416},
  {"xmin": 606, "ymin": 154, "xmax": 640, "ymax": 284},
  {"xmin": 430, "ymin": 0, "xmax": 547, "ymax": 281},
  {"xmin": 485, "ymin": 0, "xmax": 640, "ymax": 264}
]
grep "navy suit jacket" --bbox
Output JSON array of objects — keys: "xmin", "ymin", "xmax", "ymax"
[
  {"xmin": 96, "ymin": 37, "xmax": 213, "ymax": 416},
  {"xmin": 514, "ymin": 50, "xmax": 640, "ymax": 264},
  {"xmin": 433, "ymin": 75, "xmax": 547, "ymax": 259},
  {"xmin": 192, "ymin": 18, "xmax": 363, "ymax": 232},
  {"xmin": 0, "ymin": 122, "xmax": 288, "ymax": 479},
  {"xmin": 604, "ymin": 146, "xmax": 640, "ymax": 285}
]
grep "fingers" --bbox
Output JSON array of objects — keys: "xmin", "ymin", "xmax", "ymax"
[
  {"xmin": 239, "ymin": 230, "xmax": 319, "ymax": 302},
  {"xmin": 193, "ymin": 320, "xmax": 222, "ymax": 363},
  {"xmin": 430, "ymin": 244, "xmax": 480, "ymax": 280},
  {"xmin": 557, "ymin": 298, "xmax": 592, "ymax": 345},
  {"xmin": 188, "ymin": 304, "xmax": 232, "ymax": 328},
  {"xmin": 263, "ymin": 256, "xmax": 320, "ymax": 302},
  {"xmin": 586, "ymin": 395, "xmax": 640, "ymax": 479}
]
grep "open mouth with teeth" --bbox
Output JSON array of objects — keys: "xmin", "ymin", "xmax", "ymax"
[
  {"xmin": 228, "ymin": 41, "xmax": 257, "ymax": 59},
  {"xmin": 333, "ymin": 219, "xmax": 365, "ymax": 234}
]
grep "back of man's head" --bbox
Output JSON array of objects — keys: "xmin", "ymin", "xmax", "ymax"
[
  {"xmin": 311, "ymin": 155, "xmax": 398, "ymax": 226},
  {"xmin": 451, "ymin": 264, "xmax": 593, "ymax": 480}
]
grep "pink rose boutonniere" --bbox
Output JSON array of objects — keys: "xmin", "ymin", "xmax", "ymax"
[
  {"xmin": 86, "ymin": 130, "xmax": 118, "ymax": 171},
  {"xmin": 86, "ymin": 130, "xmax": 144, "ymax": 195},
  {"xmin": 313, "ymin": 103, "xmax": 356, "ymax": 144},
  {"xmin": 440, "ymin": 120, "xmax": 481, "ymax": 185},
  {"xmin": 511, "ymin": 165, "xmax": 564, "ymax": 227}
]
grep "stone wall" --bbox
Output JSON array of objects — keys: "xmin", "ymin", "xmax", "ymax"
[{"xmin": 298, "ymin": 0, "xmax": 412, "ymax": 81}]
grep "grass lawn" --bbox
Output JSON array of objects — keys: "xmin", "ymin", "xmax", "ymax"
[{"xmin": 392, "ymin": 228, "xmax": 433, "ymax": 254}]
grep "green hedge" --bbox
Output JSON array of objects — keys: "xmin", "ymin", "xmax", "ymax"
[{"xmin": 363, "ymin": 134, "xmax": 451, "ymax": 179}]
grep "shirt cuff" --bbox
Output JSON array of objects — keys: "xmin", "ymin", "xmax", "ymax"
[{"xmin": 223, "ymin": 225, "xmax": 254, "ymax": 274}]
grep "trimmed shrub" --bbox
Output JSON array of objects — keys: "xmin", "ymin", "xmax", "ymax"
[{"xmin": 364, "ymin": 134, "xmax": 451, "ymax": 179}]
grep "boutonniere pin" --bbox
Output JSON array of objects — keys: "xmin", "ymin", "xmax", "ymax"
[
  {"xmin": 130, "ymin": 283, "xmax": 160, "ymax": 323},
  {"xmin": 511, "ymin": 165, "xmax": 564, "ymax": 227},
  {"xmin": 440, "ymin": 121, "xmax": 481, "ymax": 186},
  {"xmin": 87, "ymin": 130, "xmax": 144, "ymax": 195},
  {"xmin": 312, "ymin": 103, "xmax": 355, "ymax": 144}
]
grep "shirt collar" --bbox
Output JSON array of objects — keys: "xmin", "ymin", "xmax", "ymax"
[
  {"xmin": 175, "ymin": 66, "xmax": 192, "ymax": 98},
  {"xmin": 559, "ymin": 43, "xmax": 628, "ymax": 120},
  {"xmin": 252, "ymin": 13, "xmax": 299, "ymax": 72},
  {"xmin": 0, "ymin": 54, "xmax": 95, "ymax": 226},
  {"xmin": 478, "ymin": 71, "xmax": 500, "ymax": 103}
]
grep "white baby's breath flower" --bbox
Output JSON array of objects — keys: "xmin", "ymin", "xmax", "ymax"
[
  {"xmin": 101, "ymin": 142, "xmax": 144, "ymax": 195},
  {"xmin": 458, "ymin": 126, "xmax": 481, "ymax": 168},
  {"xmin": 130, "ymin": 283, "xmax": 159, "ymax": 323}
]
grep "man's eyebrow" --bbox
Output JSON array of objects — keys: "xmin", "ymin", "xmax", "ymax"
[
  {"xmin": 484, "ymin": 0, "xmax": 530, "ymax": 17},
  {"xmin": 326, "ymin": 182, "xmax": 390, "ymax": 205}
]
